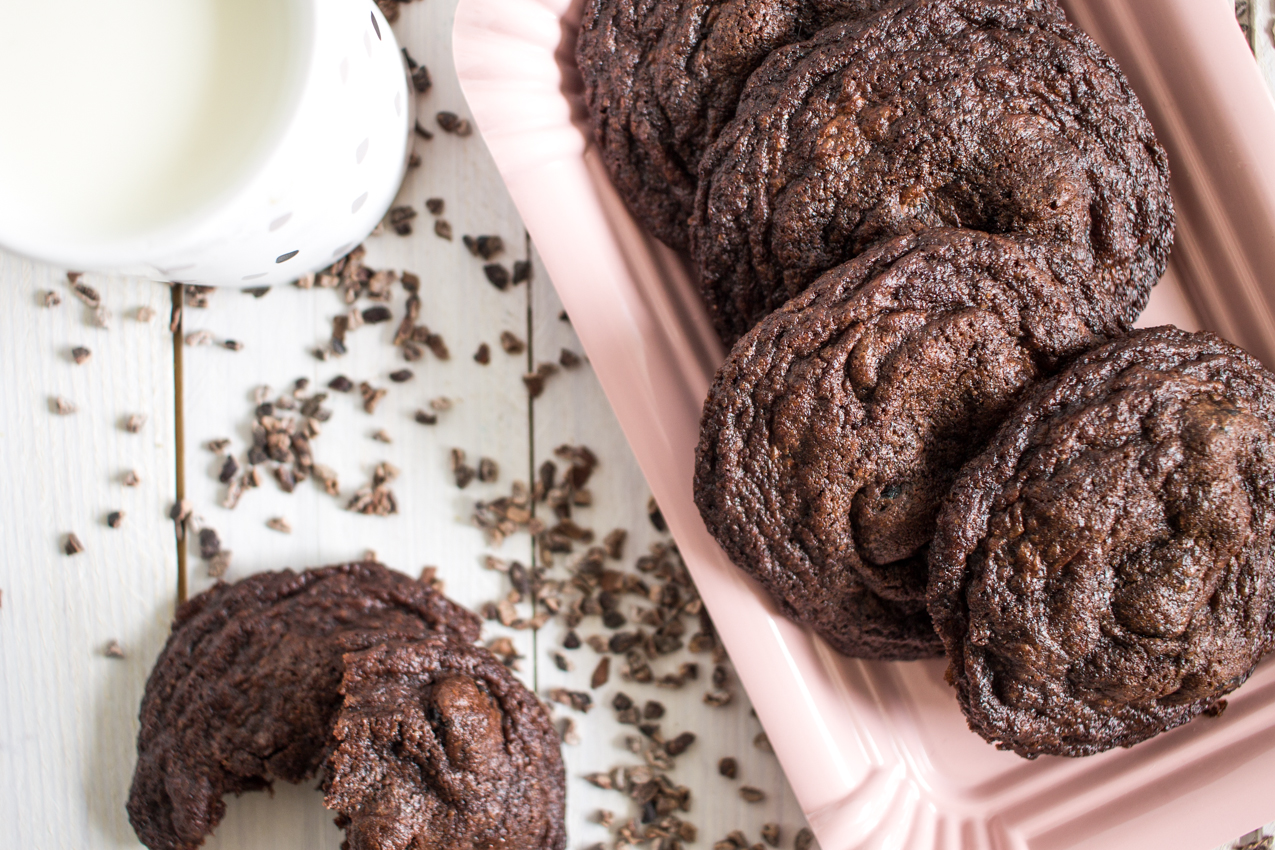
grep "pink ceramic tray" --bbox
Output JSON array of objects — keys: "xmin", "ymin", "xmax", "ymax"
[{"xmin": 454, "ymin": 0, "xmax": 1275, "ymax": 847}]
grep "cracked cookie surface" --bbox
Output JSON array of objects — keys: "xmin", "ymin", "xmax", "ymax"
[
  {"xmin": 929, "ymin": 327, "xmax": 1275, "ymax": 757},
  {"xmin": 692, "ymin": 0, "xmax": 1170, "ymax": 345},
  {"xmin": 576, "ymin": 0, "xmax": 906, "ymax": 249},
  {"xmin": 694, "ymin": 228, "xmax": 1095, "ymax": 658},
  {"xmin": 325, "ymin": 637, "xmax": 566, "ymax": 850},
  {"xmin": 127, "ymin": 563, "xmax": 480, "ymax": 850}
]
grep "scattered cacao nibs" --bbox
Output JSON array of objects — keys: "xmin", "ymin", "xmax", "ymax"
[
  {"xmin": 436, "ymin": 111, "xmax": 472, "ymax": 136},
  {"xmin": 371, "ymin": 429, "xmax": 393, "ymax": 443},
  {"xmin": 1204, "ymin": 699, "xmax": 1229, "ymax": 718},
  {"xmin": 450, "ymin": 448, "xmax": 477, "ymax": 489},
  {"xmin": 198, "ymin": 528, "xmax": 221, "ymax": 560},
  {"xmin": 563, "ymin": 630, "xmax": 581, "ymax": 649},
  {"xmin": 244, "ymin": 286, "xmax": 271, "ymax": 298},
  {"xmin": 207, "ymin": 551, "xmax": 232, "ymax": 578},
  {"xmin": 123, "ymin": 470, "xmax": 141, "ymax": 487},
  {"xmin": 430, "ymin": 396, "xmax": 453, "ymax": 411},
  {"xmin": 549, "ymin": 688, "xmax": 593, "ymax": 712},
  {"xmin": 168, "ymin": 298, "xmax": 182, "ymax": 334},
  {"xmin": 523, "ymin": 372, "xmax": 546, "ymax": 398},
  {"xmin": 414, "ymin": 410, "xmax": 438, "ymax": 425},
  {"xmin": 414, "ymin": 119, "xmax": 434, "ymax": 140},
  {"xmin": 664, "ymin": 732, "xmax": 695, "ymax": 757},
  {"xmin": 425, "ymin": 197, "xmax": 444, "ymax": 215},
  {"xmin": 359, "ymin": 382, "xmax": 387, "ymax": 413},
  {"xmin": 362, "ymin": 305, "xmax": 393, "ymax": 324},
  {"xmin": 718, "ymin": 757, "xmax": 738, "ymax": 779},
  {"xmin": 648, "ymin": 496, "xmax": 667, "ymax": 532},
  {"xmin": 463, "ymin": 234, "xmax": 504, "ymax": 259},
  {"xmin": 499, "ymin": 331, "xmax": 525, "ymax": 354},
  {"xmin": 585, "ymin": 773, "xmax": 614, "ymax": 790},
  {"xmin": 603, "ymin": 528, "xmax": 627, "ymax": 560},
  {"xmin": 753, "ymin": 732, "xmax": 773, "ymax": 753},
  {"xmin": 221, "ymin": 339, "xmax": 244, "ymax": 351},
  {"xmin": 401, "ymin": 46, "xmax": 418, "ymax": 69},
  {"xmin": 314, "ymin": 465, "xmax": 340, "ymax": 496},
  {"xmin": 136, "ymin": 305, "xmax": 156, "ymax": 321},
  {"xmin": 477, "ymin": 457, "xmax": 499, "ymax": 483},
  {"xmin": 103, "ymin": 640, "xmax": 125, "ymax": 659},
  {"xmin": 643, "ymin": 700, "xmax": 665, "ymax": 720},
  {"xmin": 739, "ymin": 787, "xmax": 766, "ymax": 803},
  {"xmin": 266, "ymin": 517, "xmax": 292, "ymax": 534},
  {"xmin": 483, "ymin": 263, "xmax": 511, "ymax": 290},
  {"xmin": 760, "ymin": 824, "xmax": 780, "ymax": 848},
  {"xmin": 185, "ymin": 330, "xmax": 214, "ymax": 346},
  {"xmin": 794, "ymin": 828, "xmax": 814, "ymax": 850},
  {"xmin": 94, "ymin": 306, "xmax": 109, "ymax": 326},
  {"xmin": 559, "ymin": 348, "xmax": 582, "ymax": 369},
  {"xmin": 389, "ymin": 368, "xmax": 413, "ymax": 383},
  {"xmin": 586, "ymin": 634, "xmax": 610, "ymax": 653},
  {"xmin": 400, "ymin": 271, "xmax": 421, "ymax": 294},
  {"xmin": 71, "ymin": 346, "xmax": 91, "ymax": 365},
  {"xmin": 703, "ymin": 690, "xmax": 733, "ymax": 707},
  {"xmin": 434, "ymin": 219, "xmax": 453, "ymax": 240},
  {"xmin": 553, "ymin": 651, "xmax": 574, "ymax": 672},
  {"xmin": 70, "ymin": 278, "xmax": 100, "ymax": 307},
  {"xmin": 213, "ymin": 456, "xmax": 240, "ymax": 489},
  {"xmin": 43, "ymin": 291, "xmax": 62, "ymax": 307},
  {"xmin": 184, "ymin": 285, "xmax": 213, "ymax": 308},
  {"xmin": 275, "ymin": 465, "xmax": 297, "ymax": 493},
  {"xmin": 512, "ymin": 259, "xmax": 532, "ymax": 285},
  {"xmin": 591, "ymin": 657, "xmax": 611, "ymax": 688},
  {"xmin": 424, "ymin": 332, "xmax": 450, "ymax": 360},
  {"xmin": 612, "ymin": 692, "xmax": 634, "ymax": 712},
  {"xmin": 712, "ymin": 664, "xmax": 729, "ymax": 689},
  {"xmin": 64, "ymin": 533, "xmax": 84, "ymax": 555},
  {"xmin": 386, "ymin": 206, "xmax": 417, "ymax": 236},
  {"xmin": 106, "ymin": 511, "xmax": 124, "ymax": 529},
  {"xmin": 474, "ymin": 342, "xmax": 491, "ymax": 364},
  {"xmin": 347, "ymin": 462, "xmax": 399, "ymax": 516},
  {"xmin": 52, "ymin": 396, "xmax": 77, "ymax": 415},
  {"xmin": 124, "ymin": 414, "xmax": 147, "ymax": 434},
  {"xmin": 411, "ymin": 64, "xmax": 432, "ymax": 93},
  {"xmin": 328, "ymin": 375, "xmax": 354, "ymax": 392},
  {"xmin": 206, "ymin": 438, "xmax": 231, "ymax": 453}
]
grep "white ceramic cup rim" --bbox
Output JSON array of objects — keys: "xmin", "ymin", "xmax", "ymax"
[{"xmin": 0, "ymin": 0, "xmax": 318, "ymax": 271}]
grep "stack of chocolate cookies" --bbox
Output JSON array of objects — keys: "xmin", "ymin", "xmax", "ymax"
[
  {"xmin": 579, "ymin": 0, "xmax": 1275, "ymax": 757},
  {"xmin": 128, "ymin": 563, "xmax": 566, "ymax": 850}
]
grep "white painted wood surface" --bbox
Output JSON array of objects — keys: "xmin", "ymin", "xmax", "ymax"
[
  {"xmin": 0, "ymin": 3, "xmax": 1272, "ymax": 850},
  {"xmin": 0, "ymin": 256, "xmax": 177, "ymax": 849}
]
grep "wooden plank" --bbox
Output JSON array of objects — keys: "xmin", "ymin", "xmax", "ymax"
[
  {"xmin": 0, "ymin": 249, "xmax": 178, "ymax": 849},
  {"xmin": 527, "ymin": 245, "xmax": 816, "ymax": 850},
  {"xmin": 179, "ymin": 4, "xmax": 538, "ymax": 848}
]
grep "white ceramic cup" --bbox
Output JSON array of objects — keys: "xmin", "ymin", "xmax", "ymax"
[{"xmin": 0, "ymin": 0, "xmax": 412, "ymax": 287}]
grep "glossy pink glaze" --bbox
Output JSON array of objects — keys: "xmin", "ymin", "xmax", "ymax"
[{"xmin": 453, "ymin": 0, "xmax": 1275, "ymax": 845}]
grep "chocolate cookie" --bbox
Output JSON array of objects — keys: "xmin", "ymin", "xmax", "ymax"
[
  {"xmin": 692, "ymin": 0, "xmax": 1172, "ymax": 344},
  {"xmin": 325, "ymin": 638, "xmax": 567, "ymax": 850},
  {"xmin": 576, "ymin": 0, "xmax": 898, "ymax": 249},
  {"xmin": 127, "ymin": 563, "xmax": 480, "ymax": 850},
  {"xmin": 929, "ymin": 327, "xmax": 1275, "ymax": 757},
  {"xmin": 694, "ymin": 228, "xmax": 1095, "ymax": 658}
]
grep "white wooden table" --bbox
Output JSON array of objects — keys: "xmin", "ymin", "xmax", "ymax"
[{"xmin": 0, "ymin": 3, "xmax": 1272, "ymax": 850}]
